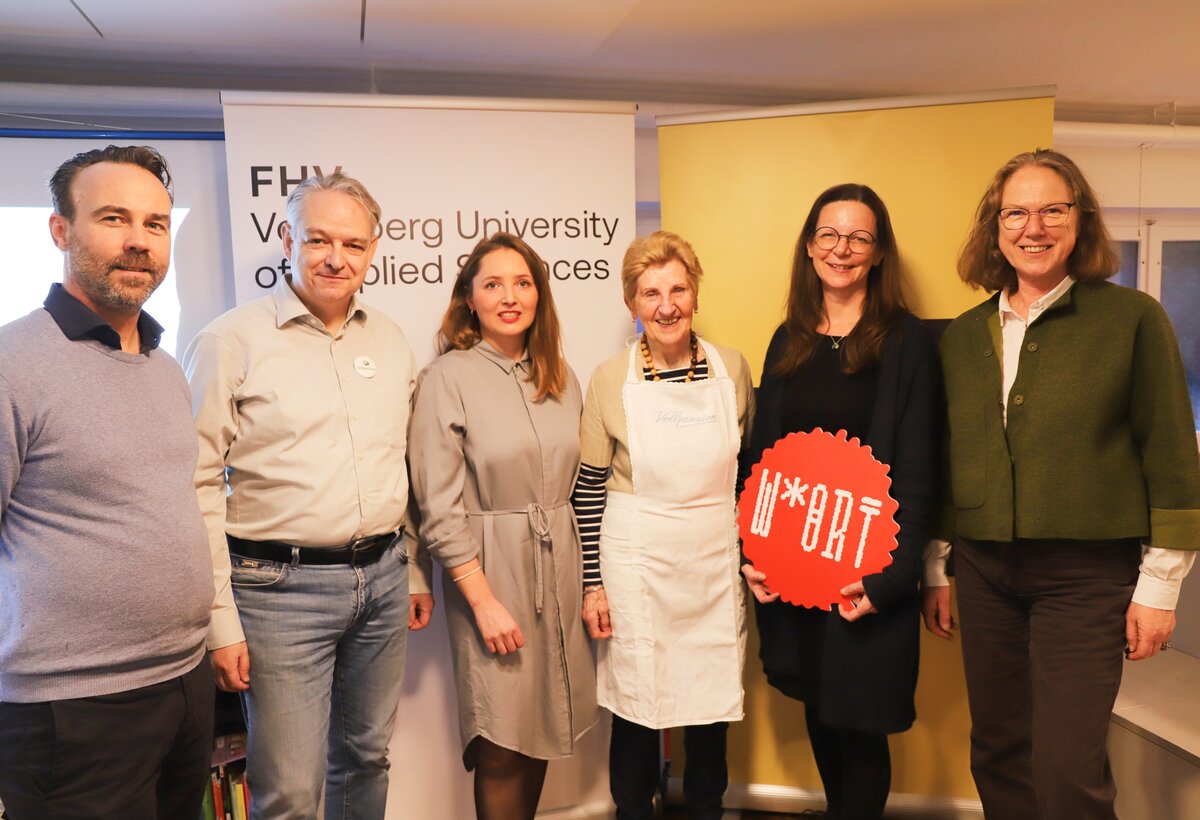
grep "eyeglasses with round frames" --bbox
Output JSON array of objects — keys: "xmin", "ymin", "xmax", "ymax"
[
  {"xmin": 812, "ymin": 227, "xmax": 876, "ymax": 254},
  {"xmin": 999, "ymin": 202, "xmax": 1075, "ymax": 230}
]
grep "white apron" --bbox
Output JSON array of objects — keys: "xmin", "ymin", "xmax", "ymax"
[{"xmin": 596, "ymin": 339, "xmax": 747, "ymax": 728}]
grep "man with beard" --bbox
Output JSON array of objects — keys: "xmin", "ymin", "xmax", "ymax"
[
  {"xmin": 184, "ymin": 172, "xmax": 433, "ymax": 819},
  {"xmin": 0, "ymin": 145, "xmax": 214, "ymax": 818}
]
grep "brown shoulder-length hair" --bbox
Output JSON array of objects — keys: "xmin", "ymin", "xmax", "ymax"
[
  {"xmin": 437, "ymin": 232, "xmax": 567, "ymax": 401},
  {"xmin": 958, "ymin": 148, "xmax": 1119, "ymax": 292},
  {"xmin": 772, "ymin": 183, "xmax": 905, "ymax": 377}
]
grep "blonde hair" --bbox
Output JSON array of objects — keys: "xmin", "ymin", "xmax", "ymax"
[{"xmin": 620, "ymin": 231, "xmax": 703, "ymax": 304}]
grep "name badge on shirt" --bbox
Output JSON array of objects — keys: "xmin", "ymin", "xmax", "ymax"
[{"xmin": 354, "ymin": 356, "xmax": 378, "ymax": 379}]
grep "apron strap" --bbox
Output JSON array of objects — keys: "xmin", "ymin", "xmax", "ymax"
[
  {"xmin": 697, "ymin": 338, "xmax": 728, "ymax": 379},
  {"xmin": 625, "ymin": 340, "xmax": 642, "ymax": 383}
]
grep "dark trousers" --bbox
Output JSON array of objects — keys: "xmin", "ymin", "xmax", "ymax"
[
  {"xmin": 609, "ymin": 714, "xmax": 728, "ymax": 820},
  {"xmin": 956, "ymin": 537, "xmax": 1140, "ymax": 820},
  {"xmin": 0, "ymin": 659, "xmax": 214, "ymax": 820},
  {"xmin": 805, "ymin": 703, "xmax": 891, "ymax": 820}
]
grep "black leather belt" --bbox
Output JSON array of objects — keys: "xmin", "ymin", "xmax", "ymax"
[{"xmin": 227, "ymin": 528, "xmax": 402, "ymax": 566}]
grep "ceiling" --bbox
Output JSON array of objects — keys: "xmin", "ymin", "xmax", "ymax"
[{"xmin": 1, "ymin": 0, "xmax": 1197, "ymax": 128}]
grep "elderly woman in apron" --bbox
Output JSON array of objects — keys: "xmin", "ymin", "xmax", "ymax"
[
  {"xmin": 410, "ymin": 233, "xmax": 597, "ymax": 820},
  {"xmin": 573, "ymin": 231, "xmax": 754, "ymax": 820}
]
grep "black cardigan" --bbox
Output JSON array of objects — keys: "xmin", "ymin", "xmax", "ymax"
[{"xmin": 740, "ymin": 311, "xmax": 940, "ymax": 733}]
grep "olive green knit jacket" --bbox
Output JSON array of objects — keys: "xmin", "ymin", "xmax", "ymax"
[{"xmin": 940, "ymin": 280, "xmax": 1200, "ymax": 549}]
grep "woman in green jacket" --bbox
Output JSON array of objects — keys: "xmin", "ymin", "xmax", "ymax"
[{"xmin": 923, "ymin": 148, "xmax": 1200, "ymax": 820}]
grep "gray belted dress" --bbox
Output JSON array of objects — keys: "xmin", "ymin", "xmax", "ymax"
[{"xmin": 409, "ymin": 340, "xmax": 597, "ymax": 766}]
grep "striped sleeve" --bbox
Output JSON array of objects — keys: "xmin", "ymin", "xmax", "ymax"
[{"xmin": 572, "ymin": 461, "xmax": 610, "ymax": 585}]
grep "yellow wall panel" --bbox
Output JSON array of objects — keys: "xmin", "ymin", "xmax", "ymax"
[{"xmin": 659, "ymin": 95, "xmax": 1054, "ymax": 800}]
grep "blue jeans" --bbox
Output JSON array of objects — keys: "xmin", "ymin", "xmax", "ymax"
[{"xmin": 231, "ymin": 542, "xmax": 410, "ymax": 820}]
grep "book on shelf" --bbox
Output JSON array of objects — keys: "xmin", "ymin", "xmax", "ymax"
[
  {"xmin": 210, "ymin": 768, "xmax": 225, "ymax": 820},
  {"xmin": 231, "ymin": 768, "xmax": 247, "ymax": 820},
  {"xmin": 201, "ymin": 781, "xmax": 217, "ymax": 820},
  {"xmin": 201, "ymin": 759, "xmax": 249, "ymax": 820}
]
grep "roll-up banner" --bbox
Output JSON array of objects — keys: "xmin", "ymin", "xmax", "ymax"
[
  {"xmin": 221, "ymin": 92, "xmax": 634, "ymax": 817},
  {"xmin": 657, "ymin": 89, "xmax": 1054, "ymax": 805},
  {"xmin": 221, "ymin": 92, "xmax": 636, "ymax": 382}
]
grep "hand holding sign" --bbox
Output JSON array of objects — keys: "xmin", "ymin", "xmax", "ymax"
[{"xmin": 739, "ymin": 428, "xmax": 899, "ymax": 611}]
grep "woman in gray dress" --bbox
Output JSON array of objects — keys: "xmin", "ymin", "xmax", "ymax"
[{"xmin": 409, "ymin": 232, "xmax": 597, "ymax": 820}]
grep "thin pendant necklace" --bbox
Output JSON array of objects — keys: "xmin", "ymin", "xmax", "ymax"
[
  {"xmin": 829, "ymin": 334, "xmax": 847, "ymax": 350},
  {"xmin": 641, "ymin": 331, "xmax": 699, "ymax": 381}
]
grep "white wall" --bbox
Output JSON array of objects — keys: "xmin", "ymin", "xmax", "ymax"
[{"xmin": 1064, "ymin": 141, "xmax": 1200, "ymax": 214}]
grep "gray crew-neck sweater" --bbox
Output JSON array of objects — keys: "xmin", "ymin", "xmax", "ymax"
[{"xmin": 0, "ymin": 308, "xmax": 211, "ymax": 702}]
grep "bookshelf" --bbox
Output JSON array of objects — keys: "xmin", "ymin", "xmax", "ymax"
[{"xmin": 204, "ymin": 688, "xmax": 249, "ymax": 820}]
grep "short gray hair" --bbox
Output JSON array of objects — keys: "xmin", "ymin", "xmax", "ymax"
[{"xmin": 285, "ymin": 171, "xmax": 381, "ymax": 234}]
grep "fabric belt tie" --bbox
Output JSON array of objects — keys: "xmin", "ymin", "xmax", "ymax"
[
  {"xmin": 466, "ymin": 502, "xmax": 567, "ymax": 615},
  {"xmin": 227, "ymin": 527, "xmax": 403, "ymax": 566},
  {"xmin": 527, "ymin": 502, "xmax": 553, "ymax": 615}
]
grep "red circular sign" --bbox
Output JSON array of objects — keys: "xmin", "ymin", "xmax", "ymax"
[{"xmin": 739, "ymin": 428, "xmax": 899, "ymax": 611}]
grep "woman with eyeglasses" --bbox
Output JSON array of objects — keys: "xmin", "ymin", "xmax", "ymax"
[
  {"xmin": 740, "ymin": 183, "xmax": 939, "ymax": 820},
  {"xmin": 923, "ymin": 149, "xmax": 1200, "ymax": 819}
]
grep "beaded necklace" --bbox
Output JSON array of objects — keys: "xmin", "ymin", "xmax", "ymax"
[{"xmin": 640, "ymin": 331, "xmax": 699, "ymax": 382}]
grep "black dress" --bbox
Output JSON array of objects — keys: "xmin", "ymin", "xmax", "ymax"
[{"xmin": 741, "ymin": 312, "xmax": 940, "ymax": 734}]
